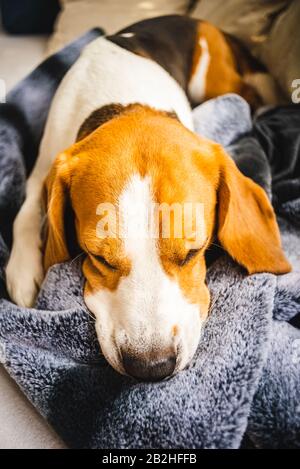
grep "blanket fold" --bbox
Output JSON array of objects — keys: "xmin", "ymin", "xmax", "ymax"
[{"xmin": 0, "ymin": 34, "xmax": 299, "ymax": 449}]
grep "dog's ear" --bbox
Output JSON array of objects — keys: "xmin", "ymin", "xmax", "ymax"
[
  {"xmin": 43, "ymin": 152, "xmax": 78, "ymax": 271},
  {"xmin": 216, "ymin": 147, "xmax": 291, "ymax": 274}
]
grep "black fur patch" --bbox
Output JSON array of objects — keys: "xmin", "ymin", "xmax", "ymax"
[
  {"xmin": 107, "ymin": 15, "xmax": 199, "ymax": 91},
  {"xmin": 76, "ymin": 103, "xmax": 179, "ymax": 141},
  {"xmin": 76, "ymin": 103, "xmax": 126, "ymax": 141}
]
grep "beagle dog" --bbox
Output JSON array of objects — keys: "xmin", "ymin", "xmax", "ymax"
[{"xmin": 6, "ymin": 15, "xmax": 290, "ymax": 381}]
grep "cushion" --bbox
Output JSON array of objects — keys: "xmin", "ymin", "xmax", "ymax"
[
  {"xmin": 1, "ymin": 0, "xmax": 60, "ymax": 34},
  {"xmin": 47, "ymin": 0, "xmax": 190, "ymax": 54},
  {"xmin": 191, "ymin": 0, "xmax": 299, "ymax": 99},
  {"xmin": 253, "ymin": 1, "xmax": 300, "ymax": 99},
  {"xmin": 191, "ymin": 0, "xmax": 287, "ymax": 45}
]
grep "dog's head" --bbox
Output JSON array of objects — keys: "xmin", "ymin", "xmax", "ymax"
[{"xmin": 43, "ymin": 105, "xmax": 290, "ymax": 380}]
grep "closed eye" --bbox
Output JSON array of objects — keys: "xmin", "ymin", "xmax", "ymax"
[
  {"xmin": 178, "ymin": 237, "xmax": 209, "ymax": 266},
  {"xmin": 84, "ymin": 243, "xmax": 117, "ymax": 271},
  {"xmin": 179, "ymin": 249, "xmax": 200, "ymax": 266},
  {"xmin": 93, "ymin": 254, "xmax": 118, "ymax": 271}
]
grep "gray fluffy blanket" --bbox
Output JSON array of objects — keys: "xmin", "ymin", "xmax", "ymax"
[{"xmin": 0, "ymin": 33, "xmax": 300, "ymax": 449}]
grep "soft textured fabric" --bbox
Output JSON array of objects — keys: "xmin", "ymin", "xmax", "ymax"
[
  {"xmin": 253, "ymin": 105, "xmax": 300, "ymax": 213},
  {"xmin": 0, "ymin": 37, "xmax": 299, "ymax": 448},
  {"xmin": 191, "ymin": 0, "xmax": 287, "ymax": 45},
  {"xmin": 250, "ymin": 1, "xmax": 300, "ymax": 100},
  {"xmin": 191, "ymin": 0, "xmax": 299, "ymax": 99}
]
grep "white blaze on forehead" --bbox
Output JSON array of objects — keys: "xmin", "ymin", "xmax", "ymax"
[
  {"xmin": 188, "ymin": 37, "xmax": 210, "ymax": 104},
  {"xmin": 117, "ymin": 174, "xmax": 201, "ymax": 331},
  {"xmin": 118, "ymin": 174, "xmax": 207, "ymax": 250},
  {"xmin": 85, "ymin": 174, "xmax": 204, "ymax": 373},
  {"xmin": 118, "ymin": 174, "xmax": 156, "ymax": 257}
]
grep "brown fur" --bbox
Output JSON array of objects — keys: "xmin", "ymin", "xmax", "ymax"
[
  {"xmin": 109, "ymin": 15, "xmax": 264, "ymax": 110},
  {"xmin": 190, "ymin": 22, "xmax": 263, "ymax": 109},
  {"xmin": 44, "ymin": 105, "xmax": 291, "ymax": 322}
]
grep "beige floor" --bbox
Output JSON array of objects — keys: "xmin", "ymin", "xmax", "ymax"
[
  {"xmin": 0, "ymin": 24, "xmax": 47, "ymax": 91},
  {"xmin": 0, "ymin": 366, "xmax": 66, "ymax": 448}
]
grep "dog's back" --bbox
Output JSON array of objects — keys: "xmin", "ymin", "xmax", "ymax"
[
  {"xmin": 40, "ymin": 14, "xmax": 273, "ymax": 163},
  {"xmin": 39, "ymin": 34, "xmax": 193, "ymax": 164},
  {"xmin": 109, "ymin": 15, "xmax": 269, "ymax": 109}
]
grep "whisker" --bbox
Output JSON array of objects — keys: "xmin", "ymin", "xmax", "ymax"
[
  {"xmin": 85, "ymin": 308, "xmax": 96, "ymax": 322},
  {"xmin": 70, "ymin": 251, "xmax": 86, "ymax": 265},
  {"xmin": 208, "ymin": 294, "xmax": 218, "ymax": 313},
  {"xmin": 209, "ymin": 241, "xmax": 223, "ymax": 250}
]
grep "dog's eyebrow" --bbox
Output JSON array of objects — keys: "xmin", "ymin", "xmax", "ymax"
[
  {"xmin": 84, "ymin": 241, "xmax": 104, "ymax": 259},
  {"xmin": 84, "ymin": 242, "xmax": 118, "ymax": 270},
  {"xmin": 185, "ymin": 236, "xmax": 209, "ymax": 251},
  {"xmin": 180, "ymin": 249, "xmax": 200, "ymax": 265},
  {"xmin": 84, "ymin": 241, "xmax": 96, "ymax": 255},
  {"xmin": 178, "ymin": 237, "xmax": 209, "ymax": 266},
  {"xmin": 83, "ymin": 238, "xmax": 106, "ymax": 255}
]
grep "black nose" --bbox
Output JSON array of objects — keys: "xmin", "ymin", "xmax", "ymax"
[{"xmin": 122, "ymin": 352, "xmax": 176, "ymax": 381}]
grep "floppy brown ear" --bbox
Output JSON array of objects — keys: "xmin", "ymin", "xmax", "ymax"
[
  {"xmin": 217, "ymin": 148, "xmax": 291, "ymax": 274},
  {"xmin": 43, "ymin": 152, "xmax": 77, "ymax": 272}
]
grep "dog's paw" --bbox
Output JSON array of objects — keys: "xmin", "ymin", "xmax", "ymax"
[{"xmin": 5, "ymin": 246, "xmax": 44, "ymax": 308}]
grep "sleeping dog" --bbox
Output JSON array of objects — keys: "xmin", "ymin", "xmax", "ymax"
[{"xmin": 6, "ymin": 15, "xmax": 290, "ymax": 381}]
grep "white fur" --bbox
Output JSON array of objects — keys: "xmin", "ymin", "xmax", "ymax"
[
  {"xmin": 119, "ymin": 32, "xmax": 135, "ymax": 38},
  {"xmin": 6, "ymin": 37, "xmax": 194, "ymax": 308},
  {"xmin": 5, "ymin": 180, "xmax": 45, "ymax": 307},
  {"xmin": 85, "ymin": 175, "xmax": 203, "ymax": 375},
  {"xmin": 188, "ymin": 37, "xmax": 210, "ymax": 104},
  {"xmin": 38, "ymin": 37, "xmax": 193, "ymax": 165}
]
